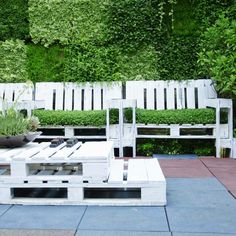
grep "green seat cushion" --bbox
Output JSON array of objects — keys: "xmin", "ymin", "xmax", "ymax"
[{"xmin": 34, "ymin": 108, "xmax": 216, "ymax": 126}]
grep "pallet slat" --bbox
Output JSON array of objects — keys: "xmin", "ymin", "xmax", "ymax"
[
  {"xmin": 127, "ymin": 159, "xmax": 148, "ymax": 183},
  {"xmin": 51, "ymin": 142, "xmax": 82, "ymax": 160},
  {"xmin": 108, "ymin": 160, "xmax": 124, "ymax": 184}
]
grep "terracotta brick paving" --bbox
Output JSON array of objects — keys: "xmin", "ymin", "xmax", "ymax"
[{"xmin": 158, "ymin": 159, "xmax": 213, "ymax": 178}]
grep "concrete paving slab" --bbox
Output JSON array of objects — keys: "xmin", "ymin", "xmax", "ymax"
[
  {"xmin": 153, "ymin": 154, "xmax": 197, "ymax": 159},
  {"xmin": 167, "ymin": 206, "xmax": 236, "ymax": 234},
  {"xmin": 0, "ymin": 205, "xmax": 12, "ymax": 217},
  {"xmin": 76, "ymin": 230, "xmax": 171, "ymax": 236},
  {"xmin": 167, "ymin": 178, "xmax": 226, "ymax": 191},
  {"xmin": 0, "ymin": 229, "xmax": 75, "ymax": 236},
  {"xmin": 79, "ymin": 206, "xmax": 169, "ymax": 232},
  {"xmin": 162, "ymin": 167, "xmax": 212, "ymax": 178},
  {"xmin": 167, "ymin": 189, "xmax": 236, "ymax": 208},
  {"xmin": 0, "ymin": 205, "xmax": 86, "ymax": 230},
  {"xmin": 173, "ymin": 233, "xmax": 236, "ymax": 236}
]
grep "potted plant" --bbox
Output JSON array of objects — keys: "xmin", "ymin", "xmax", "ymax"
[{"xmin": 0, "ymin": 108, "xmax": 41, "ymax": 148}]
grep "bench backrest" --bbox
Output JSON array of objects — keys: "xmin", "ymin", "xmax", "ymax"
[
  {"xmin": 0, "ymin": 83, "xmax": 33, "ymax": 110},
  {"xmin": 126, "ymin": 79, "xmax": 217, "ymax": 110},
  {"xmin": 0, "ymin": 80, "xmax": 217, "ymax": 111},
  {"xmin": 35, "ymin": 82, "xmax": 122, "ymax": 110}
]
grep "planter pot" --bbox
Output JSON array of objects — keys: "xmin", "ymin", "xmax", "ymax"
[{"xmin": 0, "ymin": 131, "xmax": 42, "ymax": 148}]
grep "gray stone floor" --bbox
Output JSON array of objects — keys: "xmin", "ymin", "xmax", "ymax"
[{"xmin": 0, "ymin": 178, "xmax": 236, "ymax": 236}]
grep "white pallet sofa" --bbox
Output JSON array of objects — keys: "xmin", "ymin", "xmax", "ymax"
[
  {"xmin": 34, "ymin": 82, "xmax": 122, "ymax": 141},
  {"xmin": 126, "ymin": 80, "xmax": 234, "ymax": 158},
  {"xmin": 0, "ymin": 80, "xmax": 234, "ymax": 158}
]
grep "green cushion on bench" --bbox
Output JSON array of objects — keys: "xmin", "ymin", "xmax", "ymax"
[
  {"xmin": 33, "ymin": 110, "xmax": 107, "ymax": 127},
  {"xmin": 34, "ymin": 108, "xmax": 216, "ymax": 126},
  {"xmin": 133, "ymin": 108, "xmax": 216, "ymax": 125}
]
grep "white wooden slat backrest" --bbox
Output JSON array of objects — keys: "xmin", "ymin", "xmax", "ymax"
[
  {"xmin": 203, "ymin": 79, "xmax": 217, "ymax": 99},
  {"xmin": 103, "ymin": 82, "xmax": 122, "ymax": 109},
  {"xmin": 35, "ymin": 82, "xmax": 64, "ymax": 110},
  {"xmin": 126, "ymin": 79, "xmax": 216, "ymax": 110},
  {"xmin": 0, "ymin": 83, "xmax": 33, "ymax": 110},
  {"xmin": 36, "ymin": 82, "xmax": 121, "ymax": 111}
]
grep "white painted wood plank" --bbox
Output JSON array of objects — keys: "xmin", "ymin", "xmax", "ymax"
[
  {"xmin": 127, "ymin": 159, "xmax": 148, "ymax": 183},
  {"xmin": 93, "ymin": 84, "xmax": 102, "ymax": 110},
  {"xmin": 135, "ymin": 81, "xmax": 145, "ymax": 108},
  {"xmin": 108, "ymin": 160, "xmax": 124, "ymax": 184},
  {"xmin": 103, "ymin": 82, "xmax": 122, "ymax": 109},
  {"xmin": 73, "ymin": 84, "xmax": 82, "ymax": 110},
  {"xmin": 64, "ymin": 83, "xmax": 73, "ymax": 110},
  {"xmin": 166, "ymin": 81, "xmax": 175, "ymax": 109},
  {"xmin": 156, "ymin": 81, "xmax": 165, "ymax": 110},
  {"xmin": 51, "ymin": 142, "xmax": 82, "ymax": 160},
  {"xmin": 0, "ymin": 84, "xmax": 5, "ymax": 110},
  {"xmin": 176, "ymin": 82, "xmax": 183, "ymax": 109},
  {"xmin": 186, "ymin": 81, "xmax": 195, "ymax": 108},
  {"xmin": 32, "ymin": 143, "xmax": 66, "ymax": 160},
  {"xmin": 146, "ymin": 81, "xmax": 155, "ymax": 109},
  {"xmin": 4, "ymin": 83, "xmax": 14, "ymax": 101},
  {"xmin": 13, "ymin": 143, "xmax": 50, "ymax": 160},
  {"xmin": 0, "ymin": 143, "xmax": 37, "ymax": 161},
  {"xmin": 13, "ymin": 83, "xmax": 33, "ymax": 101},
  {"xmin": 84, "ymin": 83, "xmax": 92, "ymax": 111},
  {"xmin": 71, "ymin": 141, "xmax": 113, "ymax": 161},
  {"xmin": 54, "ymin": 83, "xmax": 64, "ymax": 110},
  {"xmin": 0, "ymin": 149, "xmax": 10, "ymax": 155},
  {"xmin": 195, "ymin": 80, "xmax": 206, "ymax": 108},
  {"xmin": 204, "ymin": 79, "xmax": 217, "ymax": 99},
  {"xmin": 144, "ymin": 159, "xmax": 165, "ymax": 182},
  {"xmin": 126, "ymin": 81, "xmax": 136, "ymax": 100},
  {"xmin": 35, "ymin": 83, "xmax": 54, "ymax": 110}
]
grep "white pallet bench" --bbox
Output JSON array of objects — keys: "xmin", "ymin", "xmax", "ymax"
[
  {"xmin": 0, "ymin": 141, "xmax": 166, "ymax": 206},
  {"xmin": 1, "ymin": 80, "xmax": 233, "ymax": 158},
  {"xmin": 126, "ymin": 80, "xmax": 233, "ymax": 158}
]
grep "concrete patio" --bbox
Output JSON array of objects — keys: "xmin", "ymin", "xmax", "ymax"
[{"xmin": 0, "ymin": 157, "xmax": 235, "ymax": 236}]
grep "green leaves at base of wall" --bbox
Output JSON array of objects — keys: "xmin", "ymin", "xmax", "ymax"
[{"xmin": 137, "ymin": 139, "xmax": 215, "ymax": 156}]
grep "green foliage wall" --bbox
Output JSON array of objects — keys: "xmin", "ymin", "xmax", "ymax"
[
  {"xmin": 0, "ymin": 0, "xmax": 29, "ymax": 41},
  {"xmin": 0, "ymin": 40, "xmax": 28, "ymax": 82},
  {"xmin": 0, "ymin": 0, "xmax": 235, "ymax": 83},
  {"xmin": 156, "ymin": 36, "xmax": 199, "ymax": 80},
  {"xmin": 27, "ymin": 44, "xmax": 65, "ymax": 82},
  {"xmin": 29, "ymin": 0, "xmax": 104, "ymax": 46},
  {"xmin": 64, "ymin": 44, "xmax": 158, "ymax": 82},
  {"xmin": 104, "ymin": 0, "xmax": 176, "ymax": 47}
]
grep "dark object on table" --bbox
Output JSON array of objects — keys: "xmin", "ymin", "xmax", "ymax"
[
  {"xmin": 66, "ymin": 138, "xmax": 79, "ymax": 147},
  {"xmin": 50, "ymin": 138, "xmax": 64, "ymax": 148},
  {"xmin": 0, "ymin": 132, "xmax": 42, "ymax": 148}
]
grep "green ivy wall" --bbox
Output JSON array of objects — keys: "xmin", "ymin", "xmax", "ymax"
[{"xmin": 0, "ymin": 0, "xmax": 234, "ymax": 83}]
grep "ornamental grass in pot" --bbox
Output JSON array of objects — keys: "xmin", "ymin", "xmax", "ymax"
[{"xmin": 0, "ymin": 108, "xmax": 41, "ymax": 148}]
